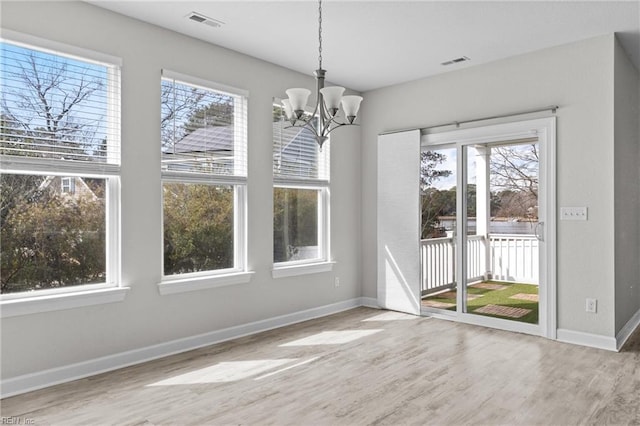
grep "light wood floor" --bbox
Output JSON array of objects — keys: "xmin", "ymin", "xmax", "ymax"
[{"xmin": 2, "ymin": 307, "xmax": 639, "ymax": 425}]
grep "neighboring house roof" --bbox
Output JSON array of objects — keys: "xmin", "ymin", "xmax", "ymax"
[
  {"xmin": 162, "ymin": 126, "xmax": 235, "ymax": 174},
  {"xmin": 273, "ymin": 121, "xmax": 319, "ymax": 177},
  {"xmin": 166, "ymin": 123, "xmax": 315, "ymax": 155},
  {"xmin": 168, "ymin": 125, "xmax": 234, "ymax": 154},
  {"xmin": 163, "ymin": 122, "xmax": 319, "ymax": 177}
]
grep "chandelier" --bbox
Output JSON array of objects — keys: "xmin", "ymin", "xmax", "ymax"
[{"xmin": 281, "ymin": 0, "xmax": 363, "ymax": 150}]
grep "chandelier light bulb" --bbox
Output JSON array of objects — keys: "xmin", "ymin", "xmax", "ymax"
[
  {"xmin": 281, "ymin": 98, "xmax": 294, "ymax": 120},
  {"xmin": 285, "ymin": 88, "xmax": 311, "ymax": 117},
  {"xmin": 319, "ymin": 86, "xmax": 345, "ymax": 116},
  {"xmin": 341, "ymin": 95, "xmax": 363, "ymax": 123}
]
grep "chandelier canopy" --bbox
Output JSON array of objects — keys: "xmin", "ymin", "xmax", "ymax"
[{"xmin": 281, "ymin": 0, "xmax": 363, "ymax": 150}]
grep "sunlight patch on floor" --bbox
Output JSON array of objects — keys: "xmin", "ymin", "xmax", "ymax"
[
  {"xmin": 254, "ymin": 357, "xmax": 320, "ymax": 380},
  {"xmin": 147, "ymin": 359, "xmax": 297, "ymax": 385},
  {"xmin": 279, "ymin": 329, "xmax": 383, "ymax": 346}
]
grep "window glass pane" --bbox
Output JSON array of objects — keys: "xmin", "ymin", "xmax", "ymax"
[
  {"xmin": 489, "ymin": 143, "xmax": 539, "ymax": 234},
  {"xmin": 0, "ymin": 42, "xmax": 118, "ymax": 163},
  {"xmin": 421, "ymin": 147, "xmax": 456, "ymax": 239},
  {"xmin": 161, "ymin": 79, "xmax": 246, "ymax": 176},
  {"xmin": 273, "ymin": 187, "xmax": 319, "ymax": 263},
  {"xmin": 1, "ymin": 173, "xmax": 106, "ymax": 294},
  {"xmin": 273, "ymin": 104, "xmax": 328, "ymax": 180},
  {"xmin": 163, "ymin": 183, "xmax": 234, "ymax": 275}
]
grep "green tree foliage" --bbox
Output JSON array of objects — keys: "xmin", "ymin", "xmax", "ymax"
[
  {"xmin": 163, "ymin": 183, "xmax": 234, "ymax": 275},
  {"xmin": 1, "ymin": 175, "xmax": 105, "ymax": 293},
  {"xmin": 273, "ymin": 188, "xmax": 318, "ymax": 262},
  {"xmin": 420, "ymin": 151, "xmax": 452, "ymax": 238},
  {"xmin": 0, "ymin": 173, "xmax": 45, "ymax": 227}
]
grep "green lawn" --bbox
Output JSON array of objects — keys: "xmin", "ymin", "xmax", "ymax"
[{"xmin": 423, "ymin": 281, "xmax": 539, "ymax": 324}]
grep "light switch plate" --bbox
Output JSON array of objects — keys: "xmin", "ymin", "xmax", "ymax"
[{"xmin": 560, "ymin": 207, "xmax": 588, "ymax": 221}]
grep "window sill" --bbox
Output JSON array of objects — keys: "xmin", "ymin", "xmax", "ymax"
[
  {"xmin": 272, "ymin": 261, "xmax": 335, "ymax": 279},
  {"xmin": 0, "ymin": 287, "xmax": 130, "ymax": 318},
  {"xmin": 158, "ymin": 271, "xmax": 254, "ymax": 296}
]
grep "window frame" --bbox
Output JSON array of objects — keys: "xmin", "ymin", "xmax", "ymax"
[
  {"xmin": 272, "ymin": 100, "xmax": 332, "ymax": 276},
  {"xmin": 0, "ymin": 31, "xmax": 125, "ymax": 314},
  {"xmin": 61, "ymin": 177, "xmax": 75, "ymax": 194},
  {"xmin": 159, "ymin": 71, "xmax": 251, "ymax": 293}
]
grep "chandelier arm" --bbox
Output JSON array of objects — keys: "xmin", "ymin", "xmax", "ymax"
[
  {"xmin": 319, "ymin": 101, "xmax": 333, "ymax": 133},
  {"xmin": 283, "ymin": 120, "xmax": 320, "ymax": 136},
  {"xmin": 310, "ymin": 98, "xmax": 321, "ymax": 124},
  {"xmin": 320, "ymin": 110, "xmax": 337, "ymax": 135},
  {"xmin": 324, "ymin": 121, "xmax": 360, "ymax": 136}
]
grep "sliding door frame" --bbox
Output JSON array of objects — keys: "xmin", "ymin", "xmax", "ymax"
[{"xmin": 421, "ymin": 117, "xmax": 557, "ymax": 338}]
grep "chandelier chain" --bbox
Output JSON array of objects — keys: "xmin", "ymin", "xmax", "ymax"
[
  {"xmin": 282, "ymin": 0, "xmax": 361, "ymax": 149},
  {"xmin": 318, "ymin": 0, "xmax": 323, "ymax": 69}
]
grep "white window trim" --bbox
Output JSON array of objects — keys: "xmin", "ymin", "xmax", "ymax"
[
  {"xmin": 0, "ymin": 34, "xmax": 122, "ymax": 307},
  {"xmin": 272, "ymin": 261, "xmax": 335, "ymax": 279},
  {"xmin": 1, "ymin": 287, "xmax": 130, "ymax": 318},
  {"xmin": 271, "ymin": 185, "xmax": 330, "ymax": 268},
  {"xmin": 272, "ymin": 185, "xmax": 330, "ymax": 270},
  {"xmin": 0, "ymin": 169, "xmax": 122, "ymax": 302},
  {"xmin": 272, "ymin": 99, "xmax": 331, "ymax": 271},
  {"xmin": 1, "ymin": 29, "xmax": 123, "ymax": 68},
  {"xmin": 159, "ymin": 179, "xmax": 250, "ymax": 291},
  {"xmin": 161, "ymin": 69, "xmax": 248, "ymax": 99},
  {"xmin": 158, "ymin": 271, "xmax": 254, "ymax": 296},
  {"xmin": 159, "ymin": 74, "xmax": 251, "ymax": 291}
]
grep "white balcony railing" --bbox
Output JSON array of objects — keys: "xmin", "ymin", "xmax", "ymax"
[
  {"xmin": 420, "ymin": 237, "xmax": 455, "ymax": 292},
  {"xmin": 420, "ymin": 234, "xmax": 538, "ymax": 294},
  {"xmin": 490, "ymin": 234, "xmax": 538, "ymax": 284}
]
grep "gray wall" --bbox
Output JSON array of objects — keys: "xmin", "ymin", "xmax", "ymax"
[
  {"xmin": 0, "ymin": 1, "xmax": 362, "ymax": 379},
  {"xmin": 613, "ymin": 37, "xmax": 640, "ymax": 334},
  {"xmin": 361, "ymin": 35, "xmax": 620, "ymax": 337}
]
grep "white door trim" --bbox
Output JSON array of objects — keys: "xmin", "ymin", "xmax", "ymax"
[{"xmin": 421, "ymin": 117, "xmax": 557, "ymax": 339}]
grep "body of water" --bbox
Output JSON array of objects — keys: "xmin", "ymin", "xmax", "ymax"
[{"xmin": 438, "ymin": 218, "xmax": 536, "ymax": 235}]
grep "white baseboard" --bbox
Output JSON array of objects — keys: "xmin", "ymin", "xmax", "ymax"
[
  {"xmin": 360, "ymin": 297, "xmax": 379, "ymax": 308},
  {"xmin": 556, "ymin": 328, "xmax": 618, "ymax": 352},
  {"xmin": 616, "ymin": 307, "xmax": 640, "ymax": 351},
  {"xmin": 1, "ymin": 297, "xmax": 371, "ymax": 398}
]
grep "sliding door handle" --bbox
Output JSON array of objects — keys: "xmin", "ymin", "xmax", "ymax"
[{"xmin": 534, "ymin": 222, "xmax": 544, "ymax": 242}]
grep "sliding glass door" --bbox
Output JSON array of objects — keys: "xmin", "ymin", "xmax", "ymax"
[
  {"xmin": 462, "ymin": 142, "xmax": 540, "ymax": 325},
  {"xmin": 420, "ymin": 118, "xmax": 554, "ymax": 336}
]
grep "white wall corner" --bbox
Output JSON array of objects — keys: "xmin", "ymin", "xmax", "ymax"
[
  {"xmin": 0, "ymin": 297, "xmax": 372, "ymax": 398},
  {"xmin": 616, "ymin": 307, "xmax": 640, "ymax": 350},
  {"xmin": 360, "ymin": 297, "xmax": 379, "ymax": 308},
  {"xmin": 556, "ymin": 328, "xmax": 618, "ymax": 352}
]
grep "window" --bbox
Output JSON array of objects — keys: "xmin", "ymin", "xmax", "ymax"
[
  {"xmin": 273, "ymin": 102, "xmax": 329, "ymax": 268},
  {"xmin": 161, "ymin": 70, "xmax": 248, "ymax": 281},
  {"xmin": 0, "ymin": 37, "xmax": 121, "ymax": 297},
  {"xmin": 61, "ymin": 177, "xmax": 75, "ymax": 194}
]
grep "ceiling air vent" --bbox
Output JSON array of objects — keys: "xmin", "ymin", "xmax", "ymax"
[
  {"xmin": 186, "ymin": 12, "xmax": 224, "ymax": 28},
  {"xmin": 441, "ymin": 56, "xmax": 470, "ymax": 66}
]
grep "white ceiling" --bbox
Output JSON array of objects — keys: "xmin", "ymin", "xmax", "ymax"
[{"xmin": 89, "ymin": 1, "xmax": 640, "ymax": 92}]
